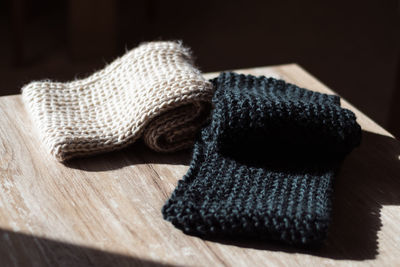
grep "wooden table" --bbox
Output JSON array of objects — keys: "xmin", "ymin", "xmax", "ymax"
[{"xmin": 1, "ymin": 64, "xmax": 399, "ymax": 267}]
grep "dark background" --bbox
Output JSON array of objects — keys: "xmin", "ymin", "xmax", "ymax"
[{"xmin": 1, "ymin": 0, "xmax": 399, "ymax": 136}]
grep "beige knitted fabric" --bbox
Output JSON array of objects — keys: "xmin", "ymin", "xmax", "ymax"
[{"xmin": 22, "ymin": 41, "xmax": 213, "ymax": 161}]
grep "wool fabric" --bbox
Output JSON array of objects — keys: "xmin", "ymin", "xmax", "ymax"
[
  {"xmin": 162, "ymin": 72, "xmax": 362, "ymax": 245},
  {"xmin": 22, "ymin": 41, "xmax": 213, "ymax": 161}
]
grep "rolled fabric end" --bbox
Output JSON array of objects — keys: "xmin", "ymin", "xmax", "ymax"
[{"xmin": 143, "ymin": 99, "xmax": 212, "ymax": 153}]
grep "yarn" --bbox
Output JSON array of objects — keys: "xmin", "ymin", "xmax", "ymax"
[
  {"xmin": 162, "ymin": 72, "xmax": 361, "ymax": 245},
  {"xmin": 22, "ymin": 41, "xmax": 213, "ymax": 161}
]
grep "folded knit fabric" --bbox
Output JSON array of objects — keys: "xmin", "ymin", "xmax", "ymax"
[
  {"xmin": 162, "ymin": 72, "xmax": 362, "ymax": 245},
  {"xmin": 22, "ymin": 41, "xmax": 213, "ymax": 161}
]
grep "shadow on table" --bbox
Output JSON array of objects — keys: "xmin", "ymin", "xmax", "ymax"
[
  {"xmin": 0, "ymin": 229, "xmax": 174, "ymax": 267},
  {"xmin": 182, "ymin": 130, "xmax": 400, "ymax": 261},
  {"xmin": 65, "ymin": 140, "xmax": 192, "ymax": 172}
]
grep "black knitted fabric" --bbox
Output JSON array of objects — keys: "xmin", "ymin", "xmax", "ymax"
[{"xmin": 162, "ymin": 72, "xmax": 362, "ymax": 245}]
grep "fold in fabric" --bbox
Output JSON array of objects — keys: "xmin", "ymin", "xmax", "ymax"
[
  {"xmin": 22, "ymin": 41, "xmax": 213, "ymax": 161},
  {"xmin": 162, "ymin": 72, "xmax": 361, "ymax": 245}
]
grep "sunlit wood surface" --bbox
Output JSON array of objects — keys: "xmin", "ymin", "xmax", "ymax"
[{"xmin": 0, "ymin": 64, "xmax": 399, "ymax": 266}]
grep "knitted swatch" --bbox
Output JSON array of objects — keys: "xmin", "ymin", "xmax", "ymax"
[
  {"xmin": 162, "ymin": 72, "xmax": 362, "ymax": 245},
  {"xmin": 22, "ymin": 41, "xmax": 213, "ymax": 161}
]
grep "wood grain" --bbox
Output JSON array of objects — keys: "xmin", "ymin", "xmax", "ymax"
[{"xmin": 0, "ymin": 64, "xmax": 399, "ymax": 267}]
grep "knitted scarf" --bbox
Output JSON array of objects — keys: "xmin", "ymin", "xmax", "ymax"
[
  {"xmin": 22, "ymin": 41, "xmax": 213, "ymax": 161},
  {"xmin": 162, "ymin": 72, "xmax": 362, "ymax": 245}
]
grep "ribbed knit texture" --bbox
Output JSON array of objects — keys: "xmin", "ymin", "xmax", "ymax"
[
  {"xmin": 162, "ymin": 72, "xmax": 362, "ymax": 245},
  {"xmin": 22, "ymin": 41, "xmax": 213, "ymax": 161}
]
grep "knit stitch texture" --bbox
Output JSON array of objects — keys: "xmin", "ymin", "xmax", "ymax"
[
  {"xmin": 162, "ymin": 72, "xmax": 362, "ymax": 245},
  {"xmin": 22, "ymin": 41, "xmax": 213, "ymax": 161}
]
